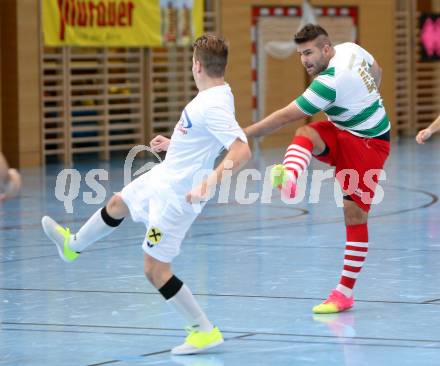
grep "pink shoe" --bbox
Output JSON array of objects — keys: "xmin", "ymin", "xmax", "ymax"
[
  {"xmin": 280, "ymin": 179, "xmax": 297, "ymax": 199},
  {"xmin": 312, "ymin": 289, "xmax": 354, "ymax": 314},
  {"xmin": 270, "ymin": 165, "xmax": 297, "ymax": 198}
]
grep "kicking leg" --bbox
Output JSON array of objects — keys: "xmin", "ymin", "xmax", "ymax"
[
  {"xmin": 313, "ymin": 198, "xmax": 368, "ymax": 313},
  {"xmin": 41, "ymin": 193, "xmax": 128, "ymax": 262},
  {"xmin": 144, "ymin": 254, "xmax": 223, "ymax": 355},
  {"xmin": 272, "ymin": 125, "xmax": 326, "ymax": 197}
]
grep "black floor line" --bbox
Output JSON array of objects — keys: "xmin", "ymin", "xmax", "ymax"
[
  {"xmin": 3, "ymin": 321, "xmax": 440, "ymax": 344},
  {"xmin": 1, "ymin": 326, "xmax": 183, "ymax": 338},
  {"xmin": 237, "ymin": 336, "xmax": 440, "ymax": 350},
  {"xmin": 1, "ymin": 287, "xmax": 439, "ymax": 306},
  {"xmin": 86, "ymin": 333, "xmax": 254, "ymax": 366},
  {"xmin": 3, "ymin": 323, "xmax": 440, "ymax": 365},
  {"xmin": 423, "ymin": 298, "xmax": 440, "ymax": 304}
]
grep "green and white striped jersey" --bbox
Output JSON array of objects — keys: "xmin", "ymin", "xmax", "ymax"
[{"xmin": 294, "ymin": 42, "xmax": 390, "ymax": 138}]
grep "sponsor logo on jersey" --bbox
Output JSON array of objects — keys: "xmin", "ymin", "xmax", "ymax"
[{"xmin": 176, "ymin": 109, "xmax": 193, "ymax": 135}]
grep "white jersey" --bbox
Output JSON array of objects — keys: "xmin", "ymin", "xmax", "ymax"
[
  {"xmin": 294, "ymin": 42, "xmax": 390, "ymax": 138},
  {"xmin": 156, "ymin": 83, "xmax": 247, "ymax": 193},
  {"xmin": 121, "ymin": 83, "xmax": 246, "ymax": 262}
]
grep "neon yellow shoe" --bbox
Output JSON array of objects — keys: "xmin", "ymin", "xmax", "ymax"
[
  {"xmin": 270, "ymin": 164, "xmax": 288, "ymax": 188},
  {"xmin": 41, "ymin": 216, "xmax": 79, "ymax": 263},
  {"xmin": 313, "ymin": 289, "xmax": 354, "ymax": 314},
  {"xmin": 171, "ymin": 326, "xmax": 224, "ymax": 355},
  {"xmin": 270, "ymin": 164, "xmax": 297, "ymax": 198}
]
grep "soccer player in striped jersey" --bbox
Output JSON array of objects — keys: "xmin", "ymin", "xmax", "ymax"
[{"xmin": 245, "ymin": 24, "xmax": 391, "ymax": 314}]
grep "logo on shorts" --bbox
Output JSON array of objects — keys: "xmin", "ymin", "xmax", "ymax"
[{"xmin": 146, "ymin": 227, "xmax": 162, "ymax": 247}]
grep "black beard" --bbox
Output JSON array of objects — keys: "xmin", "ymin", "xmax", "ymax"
[{"xmin": 312, "ymin": 63, "xmax": 327, "ymax": 75}]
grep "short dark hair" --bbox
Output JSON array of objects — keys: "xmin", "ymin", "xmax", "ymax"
[
  {"xmin": 294, "ymin": 24, "xmax": 330, "ymax": 46},
  {"xmin": 193, "ymin": 34, "xmax": 228, "ymax": 78}
]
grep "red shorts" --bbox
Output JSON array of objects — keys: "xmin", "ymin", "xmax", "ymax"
[{"xmin": 309, "ymin": 121, "xmax": 390, "ymax": 212}]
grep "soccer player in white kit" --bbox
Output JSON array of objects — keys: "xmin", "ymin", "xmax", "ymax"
[
  {"xmin": 42, "ymin": 34, "xmax": 251, "ymax": 355},
  {"xmin": 245, "ymin": 24, "xmax": 390, "ymax": 314}
]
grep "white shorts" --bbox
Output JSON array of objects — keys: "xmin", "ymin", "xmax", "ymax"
[{"xmin": 120, "ymin": 168, "xmax": 200, "ymax": 263}]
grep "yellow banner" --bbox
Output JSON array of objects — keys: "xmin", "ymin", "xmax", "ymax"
[{"xmin": 42, "ymin": 0, "xmax": 204, "ymax": 47}]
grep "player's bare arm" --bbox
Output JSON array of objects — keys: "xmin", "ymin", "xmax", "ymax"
[
  {"xmin": 244, "ymin": 103, "xmax": 309, "ymax": 138},
  {"xmin": 186, "ymin": 138, "xmax": 251, "ymax": 203},
  {"xmin": 416, "ymin": 114, "xmax": 440, "ymax": 144}
]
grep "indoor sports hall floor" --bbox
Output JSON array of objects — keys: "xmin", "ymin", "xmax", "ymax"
[{"xmin": 1, "ymin": 137, "xmax": 440, "ymax": 366}]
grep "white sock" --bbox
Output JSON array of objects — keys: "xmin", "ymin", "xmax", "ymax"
[
  {"xmin": 167, "ymin": 284, "xmax": 214, "ymax": 332},
  {"xmin": 69, "ymin": 209, "xmax": 117, "ymax": 252}
]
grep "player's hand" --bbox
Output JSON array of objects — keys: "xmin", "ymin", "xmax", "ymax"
[
  {"xmin": 415, "ymin": 128, "xmax": 432, "ymax": 144},
  {"xmin": 0, "ymin": 169, "xmax": 21, "ymax": 201},
  {"xmin": 186, "ymin": 181, "xmax": 212, "ymax": 204},
  {"xmin": 150, "ymin": 135, "xmax": 170, "ymax": 152}
]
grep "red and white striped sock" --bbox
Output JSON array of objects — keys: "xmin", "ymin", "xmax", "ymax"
[
  {"xmin": 282, "ymin": 135, "xmax": 313, "ymax": 183},
  {"xmin": 336, "ymin": 224, "xmax": 369, "ymax": 298}
]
